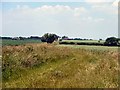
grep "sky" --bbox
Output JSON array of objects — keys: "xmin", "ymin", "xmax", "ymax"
[{"xmin": 1, "ymin": 0, "xmax": 119, "ymax": 40}]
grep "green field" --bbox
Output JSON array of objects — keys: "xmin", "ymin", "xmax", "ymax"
[
  {"xmin": 2, "ymin": 39, "xmax": 41, "ymax": 46},
  {"xmin": 1, "ymin": 39, "xmax": 119, "ymax": 52},
  {"xmin": 62, "ymin": 40, "xmax": 105, "ymax": 44},
  {"xmin": 58, "ymin": 45, "xmax": 119, "ymax": 52},
  {"xmin": 60, "ymin": 40, "xmax": 118, "ymax": 52},
  {"xmin": 2, "ymin": 39, "xmax": 119, "ymax": 52},
  {"xmin": 1, "ymin": 39, "xmax": 105, "ymax": 46}
]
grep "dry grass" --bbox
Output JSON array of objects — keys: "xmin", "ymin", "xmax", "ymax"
[{"xmin": 2, "ymin": 43, "xmax": 119, "ymax": 88}]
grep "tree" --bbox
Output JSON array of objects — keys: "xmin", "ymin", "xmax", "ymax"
[
  {"xmin": 62, "ymin": 36, "xmax": 68, "ymax": 40},
  {"xmin": 104, "ymin": 37, "xmax": 119, "ymax": 46},
  {"xmin": 41, "ymin": 33, "xmax": 59, "ymax": 43},
  {"xmin": 19, "ymin": 36, "xmax": 24, "ymax": 40}
]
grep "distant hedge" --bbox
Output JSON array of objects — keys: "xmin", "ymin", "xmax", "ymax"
[
  {"xmin": 59, "ymin": 37, "xmax": 120, "ymax": 46},
  {"xmin": 59, "ymin": 42, "xmax": 103, "ymax": 46}
]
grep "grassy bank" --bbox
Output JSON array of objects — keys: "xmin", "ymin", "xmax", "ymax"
[{"xmin": 2, "ymin": 43, "xmax": 119, "ymax": 88}]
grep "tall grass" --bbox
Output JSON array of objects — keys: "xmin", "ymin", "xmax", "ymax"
[
  {"xmin": 2, "ymin": 44, "xmax": 73, "ymax": 81},
  {"xmin": 2, "ymin": 43, "xmax": 119, "ymax": 88}
]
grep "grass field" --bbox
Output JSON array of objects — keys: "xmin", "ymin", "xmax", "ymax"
[
  {"xmin": 1, "ymin": 39, "xmax": 105, "ymax": 46},
  {"xmin": 58, "ymin": 45, "xmax": 119, "ymax": 52},
  {"xmin": 62, "ymin": 40, "xmax": 105, "ymax": 44},
  {"xmin": 2, "ymin": 43, "xmax": 119, "ymax": 88},
  {"xmin": 2, "ymin": 39, "xmax": 41, "ymax": 46}
]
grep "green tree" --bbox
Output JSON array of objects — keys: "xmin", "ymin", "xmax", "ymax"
[
  {"xmin": 104, "ymin": 37, "xmax": 119, "ymax": 46},
  {"xmin": 62, "ymin": 36, "xmax": 68, "ymax": 40},
  {"xmin": 41, "ymin": 33, "xmax": 58, "ymax": 43}
]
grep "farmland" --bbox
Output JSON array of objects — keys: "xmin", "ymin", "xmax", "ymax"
[
  {"xmin": 58, "ymin": 40, "xmax": 119, "ymax": 51},
  {"xmin": 58, "ymin": 45, "xmax": 118, "ymax": 52},
  {"xmin": 2, "ymin": 39, "xmax": 41, "ymax": 46},
  {"xmin": 62, "ymin": 40, "xmax": 105, "ymax": 43},
  {"xmin": 59, "ymin": 40, "xmax": 106, "ymax": 46},
  {"xmin": 2, "ymin": 42, "xmax": 119, "ymax": 88},
  {"xmin": 2, "ymin": 1, "xmax": 119, "ymax": 88}
]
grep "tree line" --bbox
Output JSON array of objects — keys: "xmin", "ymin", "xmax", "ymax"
[
  {"xmin": 1, "ymin": 33, "xmax": 120, "ymax": 46},
  {"xmin": 41, "ymin": 33, "xmax": 120, "ymax": 46}
]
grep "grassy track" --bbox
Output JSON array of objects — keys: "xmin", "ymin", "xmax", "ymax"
[{"xmin": 2, "ymin": 43, "xmax": 119, "ymax": 88}]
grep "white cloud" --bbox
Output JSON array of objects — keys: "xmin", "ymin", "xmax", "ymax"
[
  {"xmin": 90, "ymin": 2, "xmax": 118, "ymax": 15},
  {"xmin": 82, "ymin": 17, "xmax": 104, "ymax": 22},
  {"xmin": 1, "ymin": 0, "xmax": 84, "ymax": 2},
  {"xmin": 94, "ymin": 18, "xmax": 104, "ymax": 22},
  {"xmin": 14, "ymin": 5, "xmax": 87, "ymax": 16},
  {"xmin": 74, "ymin": 7, "xmax": 87, "ymax": 17},
  {"xmin": 112, "ymin": 0, "xmax": 119, "ymax": 7},
  {"xmin": 85, "ymin": 0, "xmax": 114, "ymax": 3},
  {"xmin": 85, "ymin": 0, "xmax": 119, "ymax": 14},
  {"xmin": 85, "ymin": 0, "xmax": 119, "ymax": 9},
  {"xmin": 34, "ymin": 5, "xmax": 72, "ymax": 15},
  {"xmin": 9, "ymin": 5, "xmax": 72, "ymax": 14},
  {"xmin": 2, "ymin": 4, "xmax": 118, "ymax": 39}
]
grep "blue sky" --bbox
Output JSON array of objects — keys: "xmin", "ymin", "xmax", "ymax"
[{"xmin": 1, "ymin": 0, "xmax": 119, "ymax": 40}]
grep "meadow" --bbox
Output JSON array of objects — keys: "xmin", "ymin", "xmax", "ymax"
[{"xmin": 2, "ymin": 42, "xmax": 119, "ymax": 88}]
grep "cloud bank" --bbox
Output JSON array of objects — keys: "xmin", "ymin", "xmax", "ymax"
[{"xmin": 2, "ymin": 2, "xmax": 118, "ymax": 39}]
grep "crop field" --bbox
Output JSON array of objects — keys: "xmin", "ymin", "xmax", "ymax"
[
  {"xmin": 58, "ymin": 45, "xmax": 119, "ymax": 52},
  {"xmin": 2, "ymin": 43, "xmax": 119, "ymax": 88},
  {"xmin": 1, "ymin": 39, "xmax": 105, "ymax": 46},
  {"xmin": 2, "ymin": 39, "xmax": 41, "ymax": 46},
  {"xmin": 61, "ymin": 40, "xmax": 105, "ymax": 44}
]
